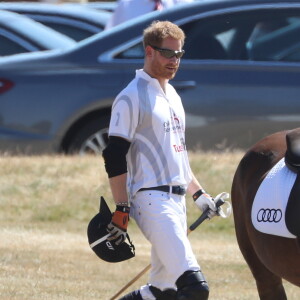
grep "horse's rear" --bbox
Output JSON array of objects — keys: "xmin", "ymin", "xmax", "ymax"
[{"xmin": 231, "ymin": 129, "xmax": 300, "ymax": 300}]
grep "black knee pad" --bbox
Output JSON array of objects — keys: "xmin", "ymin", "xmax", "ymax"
[
  {"xmin": 176, "ymin": 270, "xmax": 209, "ymax": 300},
  {"xmin": 119, "ymin": 289, "xmax": 143, "ymax": 300}
]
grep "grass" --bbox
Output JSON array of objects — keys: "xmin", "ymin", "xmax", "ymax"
[{"xmin": 0, "ymin": 152, "xmax": 299, "ymax": 299}]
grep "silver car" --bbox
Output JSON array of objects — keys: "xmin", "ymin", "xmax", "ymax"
[
  {"xmin": 1, "ymin": 0, "xmax": 300, "ymax": 154},
  {"xmin": 0, "ymin": 2, "xmax": 111, "ymax": 41},
  {"xmin": 0, "ymin": 9, "xmax": 75, "ymax": 56}
]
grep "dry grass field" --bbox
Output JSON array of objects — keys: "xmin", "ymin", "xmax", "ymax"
[{"xmin": 0, "ymin": 152, "xmax": 299, "ymax": 300}]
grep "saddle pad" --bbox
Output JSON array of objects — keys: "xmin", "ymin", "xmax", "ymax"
[{"xmin": 251, "ymin": 158, "xmax": 297, "ymax": 238}]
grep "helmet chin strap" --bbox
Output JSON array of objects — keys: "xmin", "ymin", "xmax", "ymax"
[
  {"xmin": 89, "ymin": 233, "xmax": 111, "ymax": 249},
  {"xmin": 126, "ymin": 233, "xmax": 135, "ymax": 254}
]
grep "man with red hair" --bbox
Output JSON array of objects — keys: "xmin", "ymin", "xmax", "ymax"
[{"xmin": 103, "ymin": 20, "xmax": 217, "ymax": 300}]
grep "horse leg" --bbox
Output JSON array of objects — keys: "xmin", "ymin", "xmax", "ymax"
[
  {"xmin": 247, "ymin": 244, "xmax": 287, "ymax": 300},
  {"xmin": 234, "ymin": 214, "xmax": 287, "ymax": 299},
  {"xmin": 250, "ymin": 256, "xmax": 287, "ymax": 300}
]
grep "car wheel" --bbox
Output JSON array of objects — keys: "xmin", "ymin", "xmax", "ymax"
[{"xmin": 68, "ymin": 117, "xmax": 109, "ymax": 155}]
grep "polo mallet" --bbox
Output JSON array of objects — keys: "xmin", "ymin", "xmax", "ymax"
[{"xmin": 109, "ymin": 192, "xmax": 231, "ymax": 300}]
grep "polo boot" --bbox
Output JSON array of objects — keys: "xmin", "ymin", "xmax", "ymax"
[{"xmin": 119, "ymin": 289, "xmax": 143, "ymax": 300}]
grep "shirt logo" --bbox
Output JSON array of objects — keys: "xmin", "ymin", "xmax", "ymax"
[
  {"xmin": 173, "ymin": 138, "xmax": 187, "ymax": 153},
  {"xmin": 163, "ymin": 113, "xmax": 184, "ymax": 133}
]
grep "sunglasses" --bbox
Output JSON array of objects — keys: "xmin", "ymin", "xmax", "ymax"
[{"xmin": 150, "ymin": 45, "xmax": 185, "ymax": 59}]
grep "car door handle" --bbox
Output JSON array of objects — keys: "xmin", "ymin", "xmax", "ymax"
[{"xmin": 172, "ymin": 81, "xmax": 196, "ymax": 90}]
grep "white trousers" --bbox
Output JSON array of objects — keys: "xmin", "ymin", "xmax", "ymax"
[{"xmin": 130, "ymin": 190, "xmax": 200, "ymax": 296}]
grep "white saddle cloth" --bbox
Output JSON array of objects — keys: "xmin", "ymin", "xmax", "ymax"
[{"xmin": 251, "ymin": 158, "xmax": 297, "ymax": 238}]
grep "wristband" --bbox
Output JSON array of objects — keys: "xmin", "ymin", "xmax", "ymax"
[
  {"xmin": 117, "ymin": 202, "xmax": 129, "ymax": 206},
  {"xmin": 116, "ymin": 205, "xmax": 130, "ymax": 213},
  {"xmin": 192, "ymin": 189, "xmax": 206, "ymax": 201}
]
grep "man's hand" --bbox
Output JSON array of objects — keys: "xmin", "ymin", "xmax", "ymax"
[
  {"xmin": 193, "ymin": 189, "xmax": 217, "ymax": 219},
  {"xmin": 107, "ymin": 205, "xmax": 130, "ymax": 245}
]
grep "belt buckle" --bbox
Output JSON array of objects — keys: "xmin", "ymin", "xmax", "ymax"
[
  {"xmin": 179, "ymin": 186, "xmax": 186, "ymax": 195},
  {"xmin": 173, "ymin": 185, "xmax": 185, "ymax": 195}
]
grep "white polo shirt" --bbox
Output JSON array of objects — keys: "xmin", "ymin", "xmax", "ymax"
[
  {"xmin": 105, "ymin": 0, "xmax": 195, "ymax": 30},
  {"xmin": 109, "ymin": 69, "xmax": 192, "ymax": 197}
]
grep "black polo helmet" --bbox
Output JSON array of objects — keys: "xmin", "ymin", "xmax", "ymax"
[{"xmin": 87, "ymin": 196, "xmax": 135, "ymax": 263}]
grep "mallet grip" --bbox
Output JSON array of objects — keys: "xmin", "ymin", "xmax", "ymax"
[{"xmin": 189, "ymin": 198, "xmax": 225, "ymax": 232}]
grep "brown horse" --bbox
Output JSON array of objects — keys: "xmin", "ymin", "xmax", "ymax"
[{"xmin": 231, "ymin": 128, "xmax": 300, "ymax": 300}]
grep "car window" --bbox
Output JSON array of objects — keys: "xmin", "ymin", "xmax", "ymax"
[
  {"xmin": 41, "ymin": 22, "xmax": 94, "ymax": 41},
  {"xmin": 247, "ymin": 17, "xmax": 300, "ymax": 62},
  {"xmin": 182, "ymin": 9, "xmax": 300, "ymax": 62},
  {"xmin": 115, "ymin": 43, "xmax": 144, "ymax": 59},
  {"xmin": 0, "ymin": 34, "xmax": 30, "ymax": 56},
  {"xmin": 115, "ymin": 8, "xmax": 300, "ymax": 63}
]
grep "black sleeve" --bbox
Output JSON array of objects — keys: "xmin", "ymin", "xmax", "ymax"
[{"xmin": 102, "ymin": 136, "xmax": 131, "ymax": 178}]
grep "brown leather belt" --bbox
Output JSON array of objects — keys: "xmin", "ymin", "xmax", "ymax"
[{"xmin": 138, "ymin": 185, "xmax": 186, "ymax": 196}]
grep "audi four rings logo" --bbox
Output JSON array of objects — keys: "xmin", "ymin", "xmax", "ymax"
[{"xmin": 257, "ymin": 208, "xmax": 282, "ymax": 223}]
